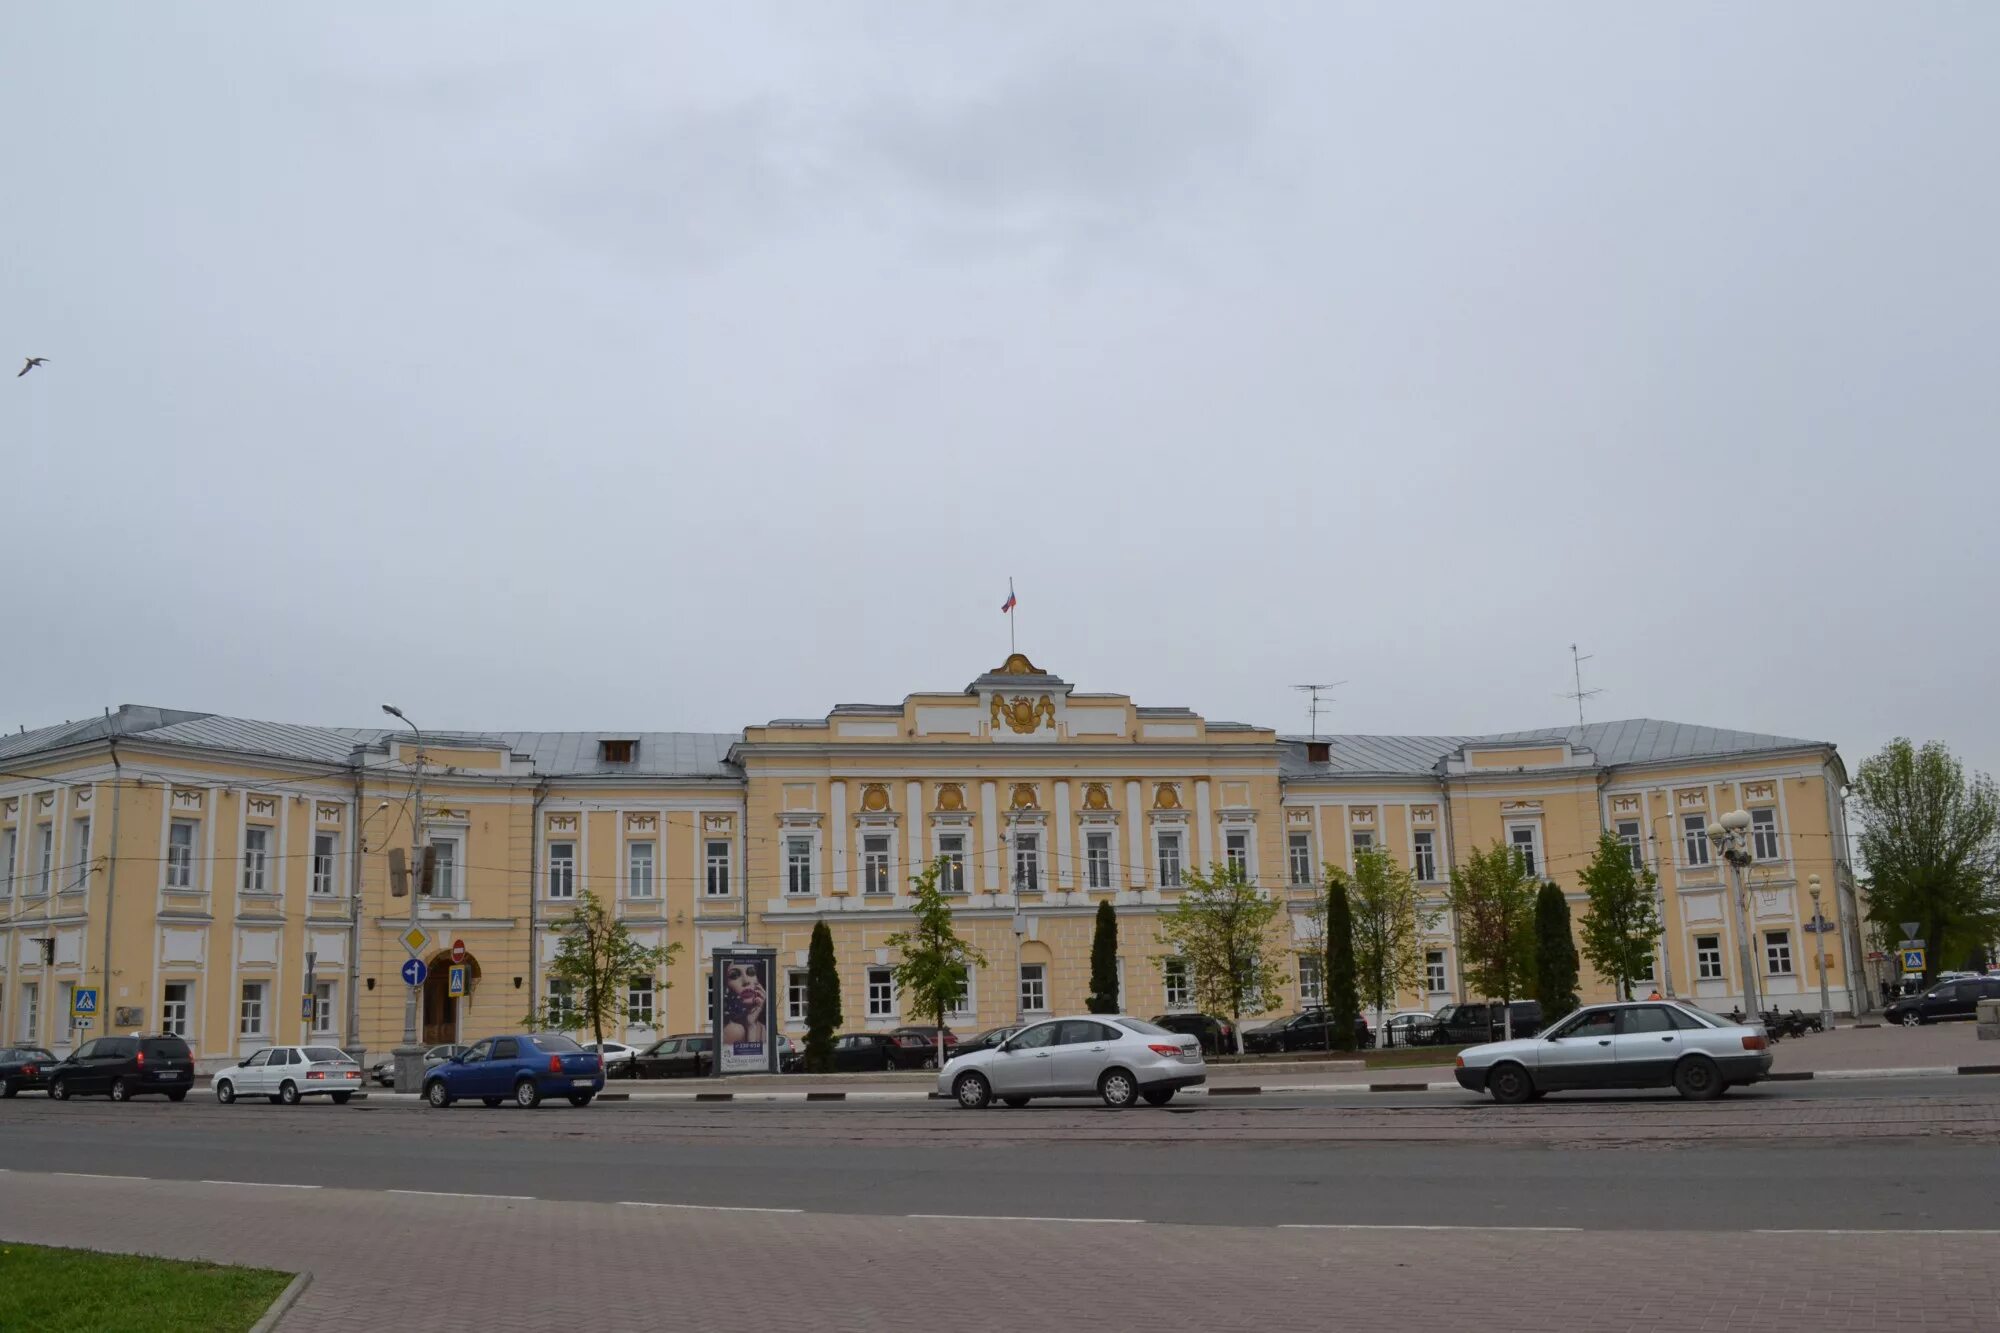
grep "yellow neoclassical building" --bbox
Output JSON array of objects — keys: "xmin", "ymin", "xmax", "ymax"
[{"xmin": 1, "ymin": 657, "xmax": 1863, "ymax": 1070}]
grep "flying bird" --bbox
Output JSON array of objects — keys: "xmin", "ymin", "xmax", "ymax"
[{"xmin": 18, "ymin": 357, "xmax": 47, "ymax": 377}]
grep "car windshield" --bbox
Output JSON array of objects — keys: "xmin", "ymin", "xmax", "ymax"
[
  {"xmin": 1113, "ymin": 1017, "xmax": 1172, "ymax": 1036},
  {"xmin": 535, "ymin": 1034, "xmax": 584, "ymax": 1053}
]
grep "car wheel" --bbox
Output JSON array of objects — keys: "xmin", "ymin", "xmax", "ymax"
[
  {"xmin": 568, "ymin": 1093, "xmax": 594, "ymax": 1107},
  {"xmin": 215, "ymin": 1080, "xmax": 236, "ymax": 1105},
  {"xmin": 1674, "ymin": 1056, "xmax": 1725, "ymax": 1101},
  {"xmin": 1002, "ymin": 1096, "xmax": 1031, "ymax": 1108},
  {"xmin": 330, "ymin": 1092, "xmax": 351, "ymax": 1105},
  {"xmin": 425, "ymin": 1080, "xmax": 452, "ymax": 1109},
  {"xmin": 167, "ymin": 1090, "xmax": 187, "ymax": 1102},
  {"xmin": 515, "ymin": 1079, "xmax": 542, "ymax": 1110},
  {"xmin": 109, "ymin": 1078, "xmax": 130, "ymax": 1103},
  {"xmin": 922, "ymin": 1056, "xmax": 938, "ymax": 1071},
  {"xmin": 953, "ymin": 1071, "xmax": 992, "ymax": 1110},
  {"xmin": 278, "ymin": 1081, "xmax": 301, "ymax": 1106},
  {"xmin": 1901, "ymin": 1012, "xmax": 1923, "ymax": 1028},
  {"xmin": 482, "ymin": 1097, "xmax": 503, "ymax": 1108},
  {"xmin": 49, "ymin": 1077, "xmax": 69, "ymax": 1101},
  {"xmin": 1487, "ymin": 1062, "xmax": 1534, "ymax": 1105},
  {"xmin": 1098, "ymin": 1068, "xmax": 1138, "ymax": 1109},
  {"xmin": 1, "ymin": 1080, "xmax": 15, "ymax": 1098},
  {"xmin": 1142, "ymin": 1088, "xmax": 1177, "ymax": 1106}
]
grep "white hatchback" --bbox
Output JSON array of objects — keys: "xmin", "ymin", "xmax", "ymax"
[
  {"xmin": 938, "ymin": 1015, "xmax": 1205, "ymax": 1108},
  {"xmin": 213, "ymin": 1046, "xmax": 366, "ymax": 1106}
]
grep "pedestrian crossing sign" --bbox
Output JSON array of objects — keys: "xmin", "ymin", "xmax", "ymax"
[
  {"xmin": 71, "ymin": 988, "xmax": 98, "ymax": 1017},
  {"xmin": 448, "ymin": 964, "xmax": 467, "ymax": 998},
  {"xmin": 1900, "ymin": 947, "xmax": 1926, "ymax": 974}
]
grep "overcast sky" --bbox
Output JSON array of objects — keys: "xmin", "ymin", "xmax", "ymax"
[{"xmin": 4, "ymin": 4, "xmax": 1996, "ymax": 778}]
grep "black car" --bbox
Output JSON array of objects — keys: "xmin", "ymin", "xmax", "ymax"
[
  {"xmin": 1243, "ymin": 1009, "xmax": 1373, "ymax": 1054},
  {"xmin": 47, "ymin": 1035, "xmax": 195, "ymax": 1102},
  {"xmin": 628, "ymin": 1033, "xmax": 716, "ymax": 1079},
  {"xmin": 889, "ymin": 1026, "xmax": 959, "ymax": 1065},
  {"xmin": 1429, "ymin": 1001, "xmax": 1544, "ymax": 1045},
  {"xmin": 830, "ymin": 1032, "xmax": 934, "ymax": 1072},
  {"xmin": 948, "ymin": 1026, "xmax": 1019, "ymax": 1061},
  {"xmin": 1, "ymin": 1046, "xmax": 57, "ymax": 1097},
  {"xmin": 1149, "ymin": 1013, "xmax": 1239, "ymax": 1056},
  {"xmin": 1885, "ymin": 975, "xmax": 2000, "ymax": 1027}
]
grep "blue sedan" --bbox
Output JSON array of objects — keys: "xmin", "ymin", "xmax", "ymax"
[{"xmin": 422, "ymin": 1033, "xmax": 604, "ymax": 1109}]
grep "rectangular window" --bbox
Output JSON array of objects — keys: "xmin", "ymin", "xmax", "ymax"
[
  {"xmin": 1225, "ymin": 830, "xmax": 1249, "ymax": 874},
  {"xmin": 312, "ymin": 981, "xmax": 336, "ymax": 1035},
  {"xmin": 1018, "ymin": 963, "xmax": 1046, "ymax": 1014},
  {"xmin": 862, "ymin": 835, "xmax": 891, "ymax": 895},
  {"xmin": 1351, "ymin": 830, "xmax": 1373, "ymax": 857},
  {"xmin": 1163, "ymin": 958, "xmax": 1191, "ymax": 1011},
  {"xmin": 239, "ymin": 982, "xmax": 267, "ymax": 1038},
  {"xmin": 937, "ymin": 834, "xmax": 967, "ymax": 893},
  {"xmin": 428, "ymin": 836, "xmax": 459, "ymax": 899},
  {"xmin": 1412, "ymin": 830, "xmax": 1438, "ymax": 883},
  {"xmin": 310, "ymin": 833, "xmax": 338, "ymax": 896},
  {"xmin": 785, "ymin": 837, "xmax": 813, "ymax": 896},
  {"xmin": 1751, "ymin": 808, "xmax": 1781, "ymax": 862},
  {"xmin": 547, "ymin": 841, "xmax": 576, "ymax": 899},
  {"xmin": 1012, "ymin": 834, "xmax": 1040, "ymax": 893},
  {"xmin": 1765, "ymin": 931, "xmax": 1793, "ymax": 976},
  {"xmin": 628, "ymin": 841, "xmax": 656, "ymax": 899},
  {"xmin": 1085, "ymin": 832, "xmax": 1112, "ymax": 889},
  {"xmin": 547, "ymin": 978, "xmax": 577, "ymax": 1027},
  {"xmin": 705, "ymin": 973, "xmax": 716, "ymax": 1028},
  {"xmin": 36, "ymin": 823, "xmax": 54, "ymax": 894},
  {"xmin": 167, "ymin": 821, "xmax": 196, "ymax": 889},
  {"xmin": 867, "ymin": 966, "xmax": 896, "ymax": 1018},
  {"xmin": 1508, "ymin": 825, "xmax": 1537, "ymax": 878},
  {"xmin": 161, "ymin": 983, "xmax": 190, "ymax": 1038},
  {"xmin": 786, "ymin": 969, "xmax": 809, "ymax": 1024},
  {"xmin": 1695, "ymin": 934, "xmax": 1723, "ymax": 980},
  {"xmin": 627, "ymin": 977, "xmax": 656, "ymax": 1027},
  {"xmin": 1683, "ymin": 814, "xmax": 1710, "ymax": 867},
  {"xmin": 947, "ymin": 969, "xmax": 976, "ymax": 1021},
  {"xmin": 1425, "ymin": 950, "xmax": 1448, "ymax": 994},
  {"xmin": 1634, "ymin": 952, "xmax": 1656, "ymax": 984},
  {"xmin": 705, "ymin": 840, "xmax": 732, "ymax": 897},
  {"xmin": 1287, "ymin": 833, "xmax": 1313, "ymax": 885},
  {"xmin": 241, "ymin": 826, "xmax": 270, "ymax": 894},
  {"xmin": 1157, "ymin": 832, "xmax": 1184, "ymax": 888},
  {"xmin": 69, "ymin": 818, "xmax": 90, "ymax": 890},
  {"xmin": 1617, "ymin": 819, "xmax": 1644, "ymax": 870},
  {"xmin": 19, "ymin": 983, "xmax": 39, "ymax": 1043},
  {"xmin": 1298, "ymin": 954, "xmax": 1323, "ymax": 1007},
  {"xmin": 1, "ymin": 827, "xmax": 14, "ymax": 896},
  {"xmin": 57, "ymin": 982, "xmax": 74, "ymax": 1037}
]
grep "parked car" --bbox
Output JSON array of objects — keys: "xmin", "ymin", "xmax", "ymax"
[
  {"xmin": 46, "ymin": 1034, "xmax": 195, "ymax": 1102},
  {"xmin": 948, "ymin": 1026, "xmax": 1020, "ymax": 1062},
  {"xmin": 1454, "ymin": 1001, "xmax": 1771, "ymax": 1103},
  {"xmin": 1, "ymin": 1046, "xmax": 56, "ymax": 1097},
  {"xmin": 370, "ymin": 1043, "xmax": 469, "ymax": 1087},
  {"xmin": 890, "ymin": 1026, "xmax": 959, "ymax": 1065},
  {"xmin": 1380, "ymin": 1011, "xmax": 1439, "ymax": 1048},
  {"xmin": 1148, "ymin": 1013, "xmax": 1238, "ymax": 1056},
  {"xmin": 629, "ymin": 1034, "xmax": 716, "ymax": 1079},
  {"xmin": 773, "ymin": 1033, "xmax": 805, "ymax": 1073},
  {"xmin": 423, "ymin": 1033, "xmax": 604, "ymax": 1109},
  {"xmin": 213, "ymin": 1046, "xmax": 365, "ymax": 1106},
  {"xmin": 1429, "ymin": 1001, "xmax": 1544, "ymax": 1045},
  {"xmin": 940, "ymin": 1016, "xmax": 1207, "ymax": 1109},
  {"xmin": 1243, "ymin": 1009, "xmax": 1373, "ymax": 1053},
  {"xmin": 582, "ymin": 1040, "xmax": 640, "ymax": 1072},
  {"xmin": 1884, "ymin": 975, "xmax": 2000, "ymax": 1027},
  {"xmin": 830, "ymin": 1032, "xmax": 934, "ymax": 1072}
]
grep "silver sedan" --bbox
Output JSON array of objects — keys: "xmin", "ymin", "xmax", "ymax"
[
  {"xmin": 1454, "ymin": 1000, "xmax": 1772, "ymax": 1103},
  {"xmin": 937, "ymin": 1015, "xmax": 1206, "ymax": 1109}
]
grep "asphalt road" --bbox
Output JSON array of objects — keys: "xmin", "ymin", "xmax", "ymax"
[{"xmin": 4, "ymin": 1076, "xmax": 1997, "ymax": 1231}]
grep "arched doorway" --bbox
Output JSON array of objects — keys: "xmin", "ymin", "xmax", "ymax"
[{"xmin": 421, "ymin": 950, "xmax": 482, "ymax": 1045}]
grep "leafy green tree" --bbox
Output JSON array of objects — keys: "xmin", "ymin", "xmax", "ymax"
[
  {"xmin": 886, "ymin": 858, "xmax": 988, "ymax": 1057},
  {"xmin": 1349, "ymin": 847, "xmax": 1438, "ymax": 1026},
  {"xmin": 1157, "ymin": 860, "xmax": 1286, "ymax": 1047},
  {"xmin": 1577, "ymin": 832, "xmax": 1663, "ymax": 1000},
  {"xmin": 1854, "ymin": 738, "xmax": 2000, "ymax": 985},
  {"xmin": 529, "ymin": 890, "xmax": 678, "ymax": 1058},
  {"xmin": 1445, "ymin": 843, "xmax": 1538, "ymax": 1038},
  {"xmin": 1534, "ymin": 881, "xmax": 1580, "ymax": 1021},
  {"xmin": 1323, "ymin": 869, "xmax": 1360, "ymax": 1052},
  {"xmin": 1087, "ymin": 900, "xmax": 1120, "ymax": 1013},
  {"xmin": 804, "ymin": 921, "xmax": 841, "ymax": 1073}
]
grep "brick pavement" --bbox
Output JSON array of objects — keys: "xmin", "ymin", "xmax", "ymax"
[{"xmin": 3, "ymin": 1173, "xmax": 1995, "ymax": 1331}]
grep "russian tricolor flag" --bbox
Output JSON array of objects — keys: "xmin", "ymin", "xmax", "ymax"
[{"xmin": 1001, "ymin": 582, "xmax": 1017, "ymax": 614}]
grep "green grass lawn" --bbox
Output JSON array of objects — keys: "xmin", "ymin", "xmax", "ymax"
[
  {"xmin": 1362, "ymin": 1044, "xmax": 1468, "ymax": 1068},
  {"xmin": 0, "ymin": 1243, "xmax": 294, "ymax": 1333}
]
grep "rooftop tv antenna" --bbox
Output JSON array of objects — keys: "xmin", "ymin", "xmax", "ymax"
[
  {"xmin": 1292, "ymin": 681, "xmax": 1346, "ymax": 740},
  {"xmin": 1560, "ymin": 644, "xmax": 1604, "ymax": 726}
]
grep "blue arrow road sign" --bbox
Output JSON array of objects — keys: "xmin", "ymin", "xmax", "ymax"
[
  {"xmin": 401, "ymin": 957, "xmax": 428, "ymax": 988},
  {"xmin": 72, "ymin": 988, "xmax": 98, "ymax": 1016}
]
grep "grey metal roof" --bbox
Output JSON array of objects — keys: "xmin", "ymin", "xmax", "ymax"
[
  {"xmin": 490, "ymin": 731, "xmax": 740, "ymax": 778},
  {"xmin": 1281, "ymin": 718, "xmax": 1831, "ymax": 778}
]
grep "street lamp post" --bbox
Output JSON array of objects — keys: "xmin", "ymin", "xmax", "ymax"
[
  {"xmin": 383, "ymin": 704, "xmax": 427, "ymax": 1094},
  {"xmin": 1809, "ymin": 874, "xmax": 1833, "ymax": 1032},
  {"xmin": 1709, "ymin": 809, "xmax": 1760, "ymax": 1018}
]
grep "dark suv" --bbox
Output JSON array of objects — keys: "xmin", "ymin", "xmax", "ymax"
[
  {"xmin": 1884, "ymin": 975, "xmax": 2000, "ymax": 1027},
  {"xmin": 1243, "ymin": 1009, "xmax": 1373, "ymax": 1053},
  {"xmin": 47, "ymin": 1035, "xmax": 195, "ymax": 1102},
  {"xmin": 1149, "ymin": 1013, "xmax": 1239, "ymax": 1056},
  {"xmin": 1429, "ymin": 1001, "xmax": 1544, "ymax": 1045}
]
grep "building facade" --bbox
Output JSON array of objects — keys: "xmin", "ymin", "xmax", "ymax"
[{"xmin": 0, "ymin": 658, "xmax": 1862, "ymax": 1070}]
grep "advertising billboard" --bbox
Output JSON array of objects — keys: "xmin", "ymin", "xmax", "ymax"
[{"xmin": 712, "ymin": 947, "xmax": 778, "ymax": 1075}]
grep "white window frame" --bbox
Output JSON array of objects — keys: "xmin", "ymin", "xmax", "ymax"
[
  {"xmin": 786, "ymin": 969, "xmax": 809, "ymax": 1024},
  {"xmin": 1634, "ymin": 952, "xmax": 1657, "ymax": 985},
  {"xmin": 866, "ymin": 966, "xmax": 897, "ymax": 1019},
  {"xmin": 57, "ymin": 982, "xmax": 75, "ymax": 1039},
  {"xmin": 1085, "ymin": 832, "xmax": 1113, "ymax": 890},
  {"xmin": 1018, "ymin": 963, "xmax": 1047, "ymax": 1015},
  {"xmin": 936, "ymin": 833, "xmax": 967, "ymax": 893},
  {"xmin": 239, "ymin": 982, "xmax": 267, "ymax": 1039},
  {"xmin": 1156, "ymin": 830, "xmax": 1184, "ymax": 888},
  {"xmin": 704, "ymin": 839, "xmax": 732, "ymax": 897},
  {"xmin": 784, "ymin": 837, "xmax": 814, "ymax": 896},
  {"xmin": 627, "ymin": 976, "xmax": 656, "ymax": 1028},
  {"xmin": 241, "ymin": 826, "xmax": 270, "ymax": 894},
  {"xmin": 310, "ymin": 832, "xmax": 338, "ymax": 896},
  {"xmin": 1750, "ymin": 808, "xmax": 1781, "ymax": 862},
  {"xmin": 547, "ymin": 841, "xmax": 576, "ymax": 900},
  {"xmin": 1162, "ymin": 957, "xmax": 1191, "ymax": 1011},
  {"xmin": 1287, "ymin": 832, "xmax": 1313, "ymax": 886},
  {"xmin": 167, "ymin": 821, "xmax": 197, "ymax": 889},
  {"xmin": 35, "ymin": 822, "xmax": 54, "ymax": 895},
  {"xmin": 1225, "ymin": 830, "xmax": 1249, "ymax": 874},
  {"xmin": 161, "ymin": 982, "xmax": 190, "ymax": 1038},
  {"xmin": 312, "ymin": 981, "xmax": 337, "ymax": 1035},
  {"xmin": 547, "ymin": 977, "xmax": 578, "ymax": 1028},
  {"xmin": 1616, "ymin": 819, "xmax": 1644, "ymax": 870},
  {"xmin": 628, "ymin": 840, "xmax": 657, "ymax": 900},
  {"xmin": 1425, "ymin": 949, "xmax": 1448, "ymax": 994},
  {"xmin": 20, "ymin": 982, "xmax": 39, "ymax": 1043},
  {"xmin": 1683, "ymin": 814, "xmax": 1710, "ymax": 867},
  {"xmin": 947, "ymin": 968, "xmax": 976, "ymax": 1021},
  {"xmin": 1695, "ymin": 934, "xmax": 1724, "ymax": 980},
  {"xmin": 1506, "ymin": 824, "xmax": 1538, "ymax": 878},
  {"xmin": 427, "ymin": 834, "xmax": 460, "ymax": 900},
  {"xmin": 1350, "ymin": 830, "xmax": 1374, "ymax": 860},
  {"xmin": 1765, "ymin": 930, "xmax": 1793, "ymax": 977},
  {"xmin": 862, "ymin": 835, "xmax": 892, "ymax": 896},
  {"xmin": 0, "ymin": 827, "xmax": 14, "ymax": 896},
  {"xmin": 1412, "ymin": 829, "xmax": 1438, "ymax": 883},
  {"xmin": 1012, "ymin": 833, "xmax": 1041, "ymax": 893},
  {"xmin": 69, "ymin": 817, "xmax": 91, "ymax": 891},
  {"xmin": 1298, "ymin": 953, "xmax": 1324, "ymax": 1007}
]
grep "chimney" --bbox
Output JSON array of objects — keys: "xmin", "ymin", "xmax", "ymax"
[{"xmin": 1306, "ymin": 740, "xmax": 1331, "ymax": 764}]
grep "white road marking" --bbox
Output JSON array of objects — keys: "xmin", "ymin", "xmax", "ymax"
[
  {"xmin": 200, "ymin": 1180, "xmax": 322, "ymax": 1190},
  {"xmin": 908, "ymin": 1214, "xmax": 1145, "ymax": 1225},
  {"xmin": 50, "ymin": 1172, "xmax": 147, "ymax": 1182},
  {"xmin": 619, "ymin": 1201, "xmax": 804, "ymax": 1214},
  {"xmin": 1280, "ymin": 1223, "xmax": 1582, "ymax": 1232},
  {"xmin": 386, "ymin": 1189, "xmax": 533, "ymax": 1201}
]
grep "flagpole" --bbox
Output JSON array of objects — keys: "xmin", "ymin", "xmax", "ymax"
[{"xmin": 1008, "ymin": 578, "xmax": 1016, "ymax": 654}]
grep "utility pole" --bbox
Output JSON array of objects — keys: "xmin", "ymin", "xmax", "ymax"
[
  {"xmin": 1291, "ymin": 682, "xmax": 1346, "ymax": 740},
  {"xmin": 383, "ymin": 705, "xmax": 427, "ymax": 1093},
  {"xmin": 1709, "ymin": 810, "xmax": 1760, "ymax": 1017},
  {"xmin": 1559, "ymin": 644, "xmax": 1603, "ymax": 727},
  {"xmin": 1808, "ymin": 874, "xmax": 1833, "ymax": 1031}
]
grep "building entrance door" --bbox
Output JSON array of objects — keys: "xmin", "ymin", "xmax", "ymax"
[{"xmin": 421, "ymin": 951, "xmax": 480, "ymax": 1045}]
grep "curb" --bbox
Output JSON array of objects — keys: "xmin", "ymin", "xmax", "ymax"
[
  {"xmin": 1206, "ymin": 1086, "xmax": 1260, "ymax": 1096},
  {"xmin": 247, "ymin": 1271, "xmax": 312, "ymax": 1333}
]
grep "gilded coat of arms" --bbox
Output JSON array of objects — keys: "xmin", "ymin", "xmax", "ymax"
[{"xmin": 991, "ymin": 693, "xmax": 1057, "ymax": 735}]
